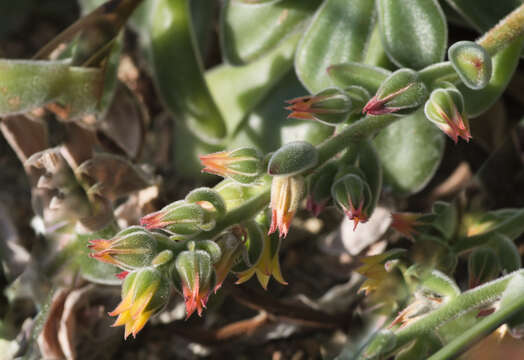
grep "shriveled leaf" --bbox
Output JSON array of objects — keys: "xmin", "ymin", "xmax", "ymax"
[
  {"xmin": 0, "ymin": 115, "xmax": 48, "ymax": 164},
  {"xmin": 220, "ymin": 0, "xmax": 321, "ymax": 64},
  {"xmin": 377, "ymin": 0, "xmax": 447, "ymax": 69},
  {"xmin": 373, "ymin": 109, "xmax": 445, "ymax": 195},
  {"xmin": 75, "ymin": 154, "xmax": 152, "ymax": 201},
  {"xmin": 295, "ymin": 0, "xmax": 377, "ymax": 93},
  {"xmin": 98, "ymin": 84, "xmax": 146, "ymax": 159}
]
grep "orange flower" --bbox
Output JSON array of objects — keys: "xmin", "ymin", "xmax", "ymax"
[
  {"xmin": 109, "ymin": 268, "xmax": 169, "ymax": 339},
  {"xmin": 268, "ymin": 176, "xmax": 304, "ymax": 238}
]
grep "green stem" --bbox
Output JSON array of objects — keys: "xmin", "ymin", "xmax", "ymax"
[
  {"xmin": 452, "ymin": 208, "xmax": 524, "ymax": 253},
  {"xmin": 316, "ymin": 115, "xmax": 398, "ymax": 165},
  {"xmin": 477, "ymin": 3, "xmax": 524, "ymax": 55},
  {"xmin": 391, "ymin": 270, "xmax": 523, "ymax": 352},
  {"xmin": 194, "ymin": 183, "xmax": 271, "ymax": 240},
  {"xmin": 419, "ymin": 4, "xmax": 524, "ymax": 85},
  {"xmin": 418, "ymin": 62, "xmax": 460, "ymax": 86},
  {"xmin": 427, "ymin": 274, "xmax": 524, "ymax": 360}
]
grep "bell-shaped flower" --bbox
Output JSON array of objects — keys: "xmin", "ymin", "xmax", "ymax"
[
  {"xmin": 199, "ymin": 147, "xmax": 263, "ymax": 184},
  {"xmin": 109, "ymin": 267, "xmax": 170, "ymax": 339},
  {"xmin": 174, "ymin": 248, "xmax": 216, "ymax": 318},
  {"xmin": 424, "ymin": 87, "xmax": 471, "ymax": 143},
  {"xmin": 331, "ymin": 174, "xmax": 373, "ymax": 231},
  {"xmin": 268, "ymin": 175, "xmax": 305, "ymax": 238}
]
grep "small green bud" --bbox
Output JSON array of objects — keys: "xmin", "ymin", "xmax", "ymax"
[
  {"xmin": 448, "ymin": 41, "xmax": 492, "ymax": 90},
  {"xmin": 331, "ymin": 174, "xmax": 373, "ymax": 230},
  {"xmin": 468, "ymin": 247, "xmax": 500, "ymax": 288},
  {"xmin": 152, "ymin": 250, "xmax": 174, "ymax": 267},
  {"xmin": 268, "ymin": 141, "xmax": 318, "ymax": 176},
  {"xmin": 199, "ymin": 147, "xmax": 263, "ymax": 184},
  {"xmin": 344, "ymin": 85, "xmax": 371, "ymax": 122},
  {"xmin": 233, "ymin": 220, "xmax": 265, "ymax": 272},
  {"xmin": 424, "ymin": 87, "xmax": 471, "ymax": 143},
  {"xmin": 363, "ymin": 69, "xmax": 428, "ymax": 116},
  {"xmin": 286, "ymin": 88, "xmax": 353, "ymax": 125}
]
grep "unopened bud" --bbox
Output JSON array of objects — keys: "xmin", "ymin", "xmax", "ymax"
[
  {"xmin": 88, "ymin": 226, "xmax": 158, "ymax": 270},
  {"xmin": 199, "ymin": 147, "xmax": 263, "ymax": 184},
  {"xmin": 286, "ymin": 88, "xmax": 352, "ymax": 125},
  {"xmin": 174, "ymin": 248, "xmax": 215, "ymax": 318},
  {"xmin": 268, "ymin": 141, "xmax": 318, "ymax": 176},
  {"xmin": 449, "ymin": 41, "xmax": 492, "ymax": 90},
  {"xmin": 140, "ymin": 201, "xmax": 210, "ymax": 239},
  {"xmin": 363, "ymin": 69, "xmax": 427, "ymax": 116},
  {"xmin": 331, "ymin": 174, "xmax": 373, "ymax": 230},
  {"xmin": 424, "ymin": 87, "xmax": 471, "ymax": 143}
]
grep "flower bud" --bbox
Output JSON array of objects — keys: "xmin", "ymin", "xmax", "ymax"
[
  {"xmin": 306, "ymin": 161, "xmax": 338, "ymax": 216},
  {"xmin": 140, "ymin": 201, "xmax": 208, "ymax": 239},
  {"xmin": 286, "ymin": 88, "xmax": 353, "ymax": 125},
  {"xmin": 424, "ymin": 87, "xmax": 471, "ymax": 143},
  {"xmin": 331, "ymin": 174, "xmax": 373, "ymax": 230},
  {"xmin": 363, "ymin": 69, "xmax": 427, "ymax": 116},
  {"xmin": 109, "ymin": 267, "xmax": 170, "ymax": 339},
  {"xmin": 199, "ymin": 147, "xmax": 263, "ymax": 184},
  {"xmin": 268, "ymin": 175, "xmax": 305, "ymax": 238},
  {"xmin": 448, "ymin": 41, "xmax": 492, "ymax": 90},
  {"xmin": 268, "ymin": 141, "xmax": 318, "ymax": 177},
  {"xmin": 173, "ymin": 249, "xmax": 215, "ymax": 318},
  {"xmin": 88, "ymin": 226, "xmax": 158, "ymax": 270},
  {"xmin": 468, "ymin": 247, "xmax": 500, "ymax": 288}
]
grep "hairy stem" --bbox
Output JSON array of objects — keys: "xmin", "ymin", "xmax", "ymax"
[
  {"xmin": 427, "ymin": 274, "xmax": 524, "ymax": 360},
  {"xmin": 477, "ymin": 3, "xmax": 524, "ymax": 55},
  {"xmin": 391, "ymin": 270, "xmax": 523, "ymax": 352}
]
